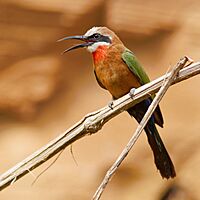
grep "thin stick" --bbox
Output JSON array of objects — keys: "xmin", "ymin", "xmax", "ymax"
[
  {"xmin": 0, "ymin": 59, "xmax": 199, "ymax": 192},
  {"xmin": 92, "ymin": 57, "xmax": 189, "ymax": 200},
  {"xmin": 31, "ymin": 149, "xmax": 65, "ymax": 186},
  {"xmin": 70, "ymin": 145, "xmax": 78, "ymax": 166}
]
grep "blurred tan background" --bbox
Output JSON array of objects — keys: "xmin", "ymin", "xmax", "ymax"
[{"xmin": 0, "ymin": 0, "xmax": 200, "ymax": 199}]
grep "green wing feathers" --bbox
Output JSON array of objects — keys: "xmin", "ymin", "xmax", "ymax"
[
  {"xmin": 122, "ymin": 49, "xmax": 164, "ymax": 127},
  {"xmin": 122, "ymin": 50, "xmax": 150, "ymax": 85}
]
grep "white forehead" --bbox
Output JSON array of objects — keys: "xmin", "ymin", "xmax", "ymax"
[{"xmin": 84, "ymin": 27, "xmax": 100, "ymax": 36}]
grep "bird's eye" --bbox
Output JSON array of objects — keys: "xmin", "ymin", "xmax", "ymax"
[{"xmin": 93, "ymin": 33, "xmax": 101, "ymax": 39}]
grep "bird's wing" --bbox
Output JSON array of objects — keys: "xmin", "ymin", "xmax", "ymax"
[
  {"xmin": 122, "ymin": 49, "xmax": 150, "ymax": 85},
  {"xmin": 122, "ymin": 49, "xmax": 164, "ymax": 127},
  {"xmin": 94, "ymin": 70, "xmax": 106, "ymax": 90}
]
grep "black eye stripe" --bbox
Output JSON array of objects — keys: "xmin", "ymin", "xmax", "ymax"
[
  {"xmin": 102, "ymin": 35, "xmax": 111, "ymax": 43},
  {"xmin": 93, "ymin": 33, "xmax": 101, "ymax": 38},
  {"xmin": 88, "ymin": 33, "xmax": 101, "ymax": 39},
  {"xmin": 88, "ymin": 33, "xmax": 111, "ymax": 43}
]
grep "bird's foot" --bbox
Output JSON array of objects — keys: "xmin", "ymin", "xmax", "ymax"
[
  {"xmin": 108, "ymin": 100, "xmax": 114, "ymax": 109},
  {"xmin": 129, "ymin": 88, "xmax": 136, "ymax": 99}
]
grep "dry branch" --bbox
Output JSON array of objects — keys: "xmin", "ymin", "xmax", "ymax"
[
  {"xmin": 0, "ymin": 59, "xmax": 199, "ymax": 192},
  {"xmin": 92, "ymin": 57, "xmax": 189, "ymax": 200}
]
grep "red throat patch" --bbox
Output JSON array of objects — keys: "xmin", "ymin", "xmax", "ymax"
[{"xmin": 92, "ymin": 45, "xmax": 108, "ymax": 64}]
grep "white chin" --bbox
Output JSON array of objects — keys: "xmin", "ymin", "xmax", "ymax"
[{"xmin": 87, "ymin": 42, "xmax": 110, "ymax": 53}]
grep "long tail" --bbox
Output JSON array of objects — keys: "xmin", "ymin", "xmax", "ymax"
[
  {"xmin": 144, "ymin": 120, "xmax": 176, "ymax": 178},
  {"xmin": 128, "ymin": 100, "xmax": 176, "ymax": 179}
]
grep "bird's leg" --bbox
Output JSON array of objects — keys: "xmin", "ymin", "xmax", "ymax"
[
  {"xmin": 108, "ymin": 97, "xmax": 115, "ymax": 109},
  {"xmin": 108, "ymin": 101, "xmax": 114, "ymax": 109},
  {"xmin": 129, "ymin": 88, "xmax": 136, "ymax": 99}
]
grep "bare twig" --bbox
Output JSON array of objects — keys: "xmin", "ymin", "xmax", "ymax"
[
  {"xmin": 31, "ymin": 149, "xmax": 65, "ymax": 186},
  {"xmin": 70, "ymin": 145, "xmax": 78, "ymax": 166},
  {"xmin": 92, "ymin": 57, "xmax": 189, "ymax": 200},
  {"xmin": 0, "ymin": 59, "xmax": 199, "ymax": 192}
]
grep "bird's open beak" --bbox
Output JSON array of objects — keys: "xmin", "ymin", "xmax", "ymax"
[{"xmin": 57, "ymin": 35, "xmax": 93, "ymax": 54}]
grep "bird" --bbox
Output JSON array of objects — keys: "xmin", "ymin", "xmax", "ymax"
[{"xmin": 58, "ymin": 26, "xmax": 176, "ymax": 179}]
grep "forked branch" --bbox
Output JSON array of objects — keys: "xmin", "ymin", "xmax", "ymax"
[
  {"xmin": 92, "ymin": 57, "xmax": 189, "ymax": 200},
  {"xmin": 0, "ymin": 58, "xmax": 199, "ymax": 196}
]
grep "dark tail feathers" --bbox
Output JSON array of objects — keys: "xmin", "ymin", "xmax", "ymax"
[
  {"xmin": 128, "ymin": 100, "xmax": 176, "ymax": 179},
  {"xmin": 145, "ymin": 122, "xmax": 176, "ymax": 179}
]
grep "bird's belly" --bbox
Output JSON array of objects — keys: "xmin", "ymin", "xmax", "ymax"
[{"xmin": 96, "ymin": 64, "xmax": 141, "ymax": 99}]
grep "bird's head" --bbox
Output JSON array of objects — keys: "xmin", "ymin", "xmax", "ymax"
[{"xmin": 58, "ymin": 27, "xmax": 122, "ymax": 54}]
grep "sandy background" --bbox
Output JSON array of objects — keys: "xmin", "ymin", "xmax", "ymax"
[{"xmin": 0, "ymin": 0, "xmax": 200, "ymax": 199}]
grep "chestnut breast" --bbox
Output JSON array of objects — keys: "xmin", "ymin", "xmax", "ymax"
[{"xmin": 94, "ymin": 44, "xmax": 141, "ymax": 99}]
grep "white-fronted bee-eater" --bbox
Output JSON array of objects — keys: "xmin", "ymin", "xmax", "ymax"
[{"xmin": 58, "ymin": 27, "xmax": 176, "ymax": 179}]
